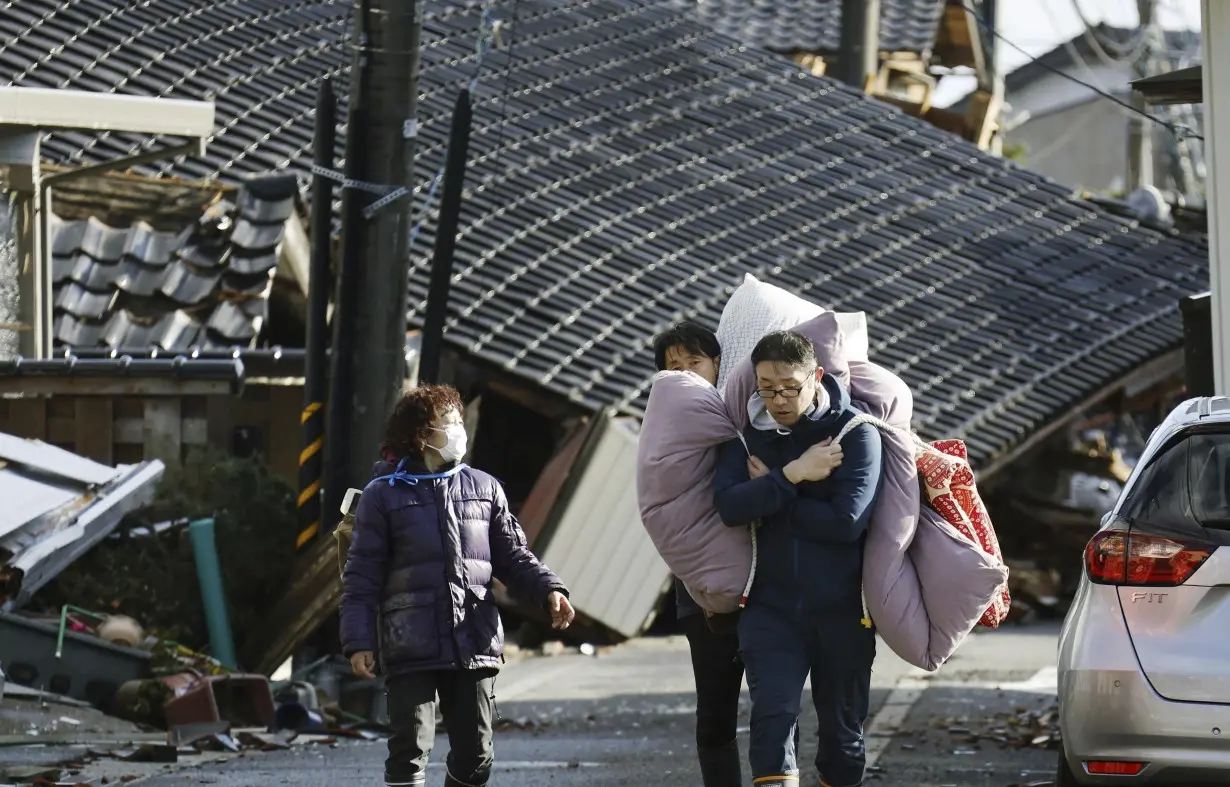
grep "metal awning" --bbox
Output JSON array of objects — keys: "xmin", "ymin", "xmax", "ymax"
[{"xmin": 1132, "ymin": 65, "xmax": 1203, "ymax": 105}]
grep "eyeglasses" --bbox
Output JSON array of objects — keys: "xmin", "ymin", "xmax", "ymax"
[{"xmin": 756, "ymin": 385, "xmax": 806, "ymax": 400}]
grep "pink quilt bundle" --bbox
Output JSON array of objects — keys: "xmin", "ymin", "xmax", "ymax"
[{"xmin": 636, "ymin": 312, "xmax": 1008, "ymax": 670}]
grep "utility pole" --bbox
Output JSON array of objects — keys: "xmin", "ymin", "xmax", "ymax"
[
  {"xmin": 297, "ymin": 77, "xmax": 335, "ymax": 551},
  {"xmin": 324, "ymin": 0, "xmax": 373, "ymax": 532},
  {"xmin": 837, "ymin": 0, "xmax": 880, "ymax": 91},
  {"xmin": 343, "ymin": 0, "xmax": 424, "ymax": 484},
  {"xmin": 418, "ymin": 89, "xmax": 473, "ymax": 385},
  {"xmin": 1128, "ymin": 0, "xmax": 1158, "ymax": 191}
]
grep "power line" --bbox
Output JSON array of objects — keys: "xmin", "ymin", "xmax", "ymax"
[{"xmin": 962, "ymin": 3, "xmax": 1203, "ymax": 141}]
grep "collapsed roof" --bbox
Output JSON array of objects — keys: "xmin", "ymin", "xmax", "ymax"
[{"xmin": 0, "ymin": 0, "xmax": 1210, "ymax": 470}]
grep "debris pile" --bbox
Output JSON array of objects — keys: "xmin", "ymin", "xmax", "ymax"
[
  {"xmin": 33, "ymin": 447, "xmax": 298, "ymax": 656},
  {"xmin": 0, "ymin": 723, "xmax": 384, "ymax": 786},
  {"xmin": 0, "ymin": 433, "xmax": 164, "ymax": 610},
  {"xmin": 923, "ymin": 700, "xmax": 1063, "ymax": 755},
  {"xmin": 989, "ymin": 422, "xmax": 1149, "ymax": 622}
]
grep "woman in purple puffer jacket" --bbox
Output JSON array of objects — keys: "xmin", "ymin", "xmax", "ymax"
[{"xmin": 340, "ymin": 383, "xmax": 574, "ymax": 787}]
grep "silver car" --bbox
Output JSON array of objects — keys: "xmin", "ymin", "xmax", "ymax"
[{"xmin": 1057, "ymin": 396, "xmax": 1230, "ymax": 785}]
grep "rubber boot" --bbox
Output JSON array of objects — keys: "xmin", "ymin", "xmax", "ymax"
[{"xmin": 697, "ymin": 739, "xmax": 744, "ymax": 787}]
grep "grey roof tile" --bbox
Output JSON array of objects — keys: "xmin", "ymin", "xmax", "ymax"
[
  {"xmin": 230, "ymin": 218, "xmax": 285, "ymax": 251},
  {"xmin": 159, "ymin": 260, "xmax": 222, "ymax": 305},
  {"xmin": 206, "ymin": 300, "xmax": 262, "ymax": 342},
  {"xmin": 1, "ymin": 0, "xmax": 1209, "ymax": 470},
  {"xmin": 51, "ymin": 216, "xmax": 128, "ymax": 260},
  {"xmin": 692, "ymin": 0, "xmax": 946, "ymax": 54},
  {"xmin": 66, "ymin": 254, "xmax": 122, "ymax": 292},
  {"xmin": 54, "ymin": 313, "xmax": 106, "ymax": 346},
  {"xmin": 115, "ymin": 259, "xmax": 168, "ymax": 297},
  {"xmin": 54, "ymin": 281, "xmax": 115, "ymax": 320},
  {"xmin": 38, "ymin": 173, "xmax": 296, "ymax": 353}
]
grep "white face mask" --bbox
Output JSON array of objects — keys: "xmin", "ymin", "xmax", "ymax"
[{"xmin": 431, "ymin": 423, "xmax": 468, "ymax": 463}]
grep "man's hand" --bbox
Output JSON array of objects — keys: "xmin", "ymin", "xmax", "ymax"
[
  {"xmin": 349, "ymin": 651, "xmax": 376, "ymax": 680},
  {"xmin": 548, "ymin": 591, "xmax": 575, "ymax": 630},
  {"xmin": 784, "ymin": 439, "xmax": 844, "ymax": 484},
  {"xmin": 747, "ymin": 455, "xmax": 770, "ymax": 479}
]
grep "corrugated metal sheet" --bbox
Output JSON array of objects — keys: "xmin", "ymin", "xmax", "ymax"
[
  {"xmin": 0, "ymin": 432, "xmax": 120, "ymax": 486},
  {"xmin": 0, "ymin": 473, "xmax": 81, "ymax": 541},
  {"xmin": 0, "ymin": 431, "xmax": 165, "ymax": 610},
  {"xmin": 539, "ymin": 415, "xmax": 671, "ymax": 639},
  {"xmin": 8, "ymin": 461, "xmax": 164, "ymax": 608}
]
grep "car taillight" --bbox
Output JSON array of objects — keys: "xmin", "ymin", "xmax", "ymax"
[
  {"xmin": 1085, "ymin": 761, "xmax": 1146, "ymax": 776},
  {"xmin": 1085, "ymin": 530, "xmax": 1215, "ymax": 586}
]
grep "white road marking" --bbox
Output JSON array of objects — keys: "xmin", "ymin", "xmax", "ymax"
[
  {"xmin": 916, "ymin": 665, "xmax": 1058, "ymax": 694},
  {"xmin": 864, "ymin": 666, "xmax": 932, "ymax": 770},
  {"xmin": 425, "ymin": 761, "xmax": 601, "ymax": 769}
]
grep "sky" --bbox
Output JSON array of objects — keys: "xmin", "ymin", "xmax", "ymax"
[{"xmin": 933, "ymin": 0, "xmax": 1204, "ymax": 107}]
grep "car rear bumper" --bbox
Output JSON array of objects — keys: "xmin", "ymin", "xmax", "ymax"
[
  {"xmin": 1059, "ymin": 583, "xmax": 1230, "ymax": 785},
  {"xmin": 1061, "ymin": 667, "xmax": 1230, "ymax": 784}
]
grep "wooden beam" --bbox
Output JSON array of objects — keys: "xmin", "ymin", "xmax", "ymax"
[
  {"xmin": 267, "ymin": 385, "xmax": 302, "ymax": 487},
  {"xmin": 0, "ymin": 377, "xmax": 233, "ymax": 396},
  {"xmin": 142, "ymin": 398, "xmax": 183, "ymax": 464},
  {"xmin": 74, "ymin": 398, "xmax": 113, "ymax": 464}
]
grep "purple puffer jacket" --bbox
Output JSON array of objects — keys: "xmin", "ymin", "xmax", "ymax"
[{"xmin": 339, "ymin": 459, "xmax": 567, "ymax": 676}]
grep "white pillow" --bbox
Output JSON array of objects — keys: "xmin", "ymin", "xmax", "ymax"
[
  {"xmin": 834, "ymin": 311, "xmax": 870, "ymax": 363},
  {"xmin": 715, "ymin": 274, "xmax": 869, "ymax": 390}
]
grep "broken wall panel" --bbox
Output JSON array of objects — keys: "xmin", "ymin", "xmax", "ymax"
[{"xmin": 538, "ymin": 414, "xmax": 671, "ymax": 640}]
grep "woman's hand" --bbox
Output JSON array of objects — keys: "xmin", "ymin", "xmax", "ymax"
[
  {"xmin": 350, "ymin": 650, "xmax": 376, "ymax": 679},
  {"xmin": 548, "ymin": 591, "xmax": 575, "ymax": 630}
]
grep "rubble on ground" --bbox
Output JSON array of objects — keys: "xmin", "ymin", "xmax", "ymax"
[
  {"xmin": 33, "ymin": 448, "xmax": 298, "ymax": 657},
  {"xmin": 903, "ymin": 698, "xmax": 1062, "ymax": 757}
]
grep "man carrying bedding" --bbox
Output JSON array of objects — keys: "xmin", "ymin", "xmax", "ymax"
[
  {"xmin": 713, "ymin": 330, "xmax": 884, "ymax": 787},
  {"xmin": 652, "ymin": 320, "xmax": 746, "ymax": 787}
]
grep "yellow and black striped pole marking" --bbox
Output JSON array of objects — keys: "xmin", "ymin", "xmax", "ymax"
[
  {"xmin": 297, "ymin": 400, "xmax": 325, "ymax": 550},
  {"xmin": 298, "ymin": 79, "xmax": 336, "ymax": 552}
]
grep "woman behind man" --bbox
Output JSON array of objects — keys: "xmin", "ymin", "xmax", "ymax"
[
  {"xmin": 340, "ymin": 384, "xmax": 575, "ymax": 787},
  {"xmin": 652, "ymin": 321, "xmax": 745, "ymax": 787}
]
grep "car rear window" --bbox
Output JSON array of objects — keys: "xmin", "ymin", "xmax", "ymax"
[{"xmin": 1119, "ymin": 432, "xmax": 1230, "ymax": 532}]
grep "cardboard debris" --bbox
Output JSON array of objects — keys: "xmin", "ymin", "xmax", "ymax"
[{"xmin": 236, "ymin": 730, "xmax": 295, "ymax": 751}]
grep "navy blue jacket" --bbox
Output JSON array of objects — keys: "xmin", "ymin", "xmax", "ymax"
[
  {"xmin": 339, "ymin": 459, "xmax": 566, "ymax": 676},
  {"xmin": 713, "ymin": 374, "xmax": 883, "ymax": 617}
]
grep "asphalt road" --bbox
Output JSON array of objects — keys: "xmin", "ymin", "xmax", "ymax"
[{"xmin": 125, "ymin": 623, "xmax": 1061, "ymax": 787}]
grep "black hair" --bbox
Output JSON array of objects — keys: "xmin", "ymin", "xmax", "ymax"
[
  {"xmin": 750, "ymin": 330, "xmax": 816, "ymax": 369},
  {"xmin": 652, "ymin": 320, "xmax": 721, "ymax": 371}
]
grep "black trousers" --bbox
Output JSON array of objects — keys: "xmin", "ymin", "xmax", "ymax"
[
  {"xmin": 739, "ymin": 607, "xmax": 875, "ymax": 787},
  {"xmin": 384, "ymin": 667, "xmax": 498, "ymax": 787},
  {"xmin": 681, "ymin": 612, "xmax": 745, "ymax": 750}
]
